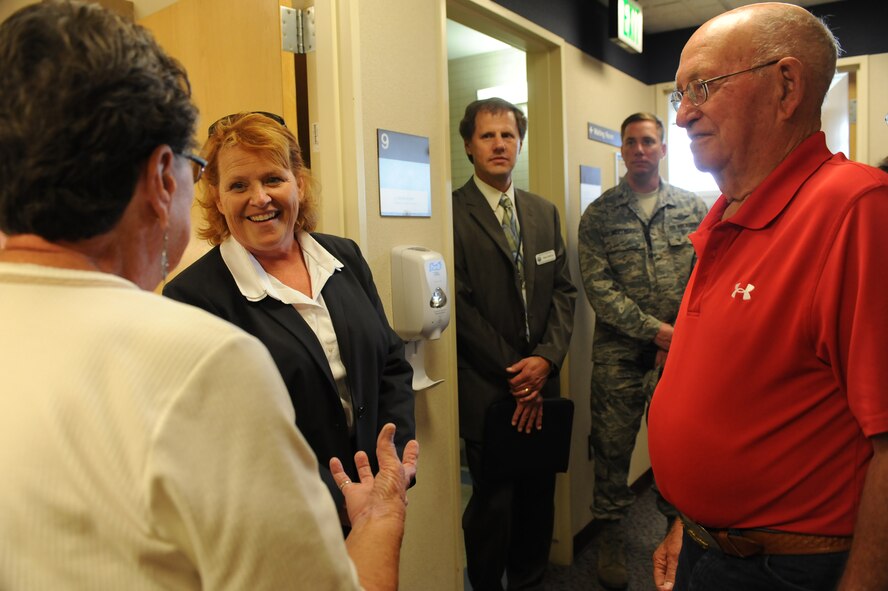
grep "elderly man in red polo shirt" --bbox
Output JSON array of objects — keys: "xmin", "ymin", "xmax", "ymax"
[{"xmin": 648, "ymin": 3, "xmax": 888, "ymax": 591}]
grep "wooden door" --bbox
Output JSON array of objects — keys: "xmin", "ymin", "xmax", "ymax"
[{"xmin": 140, "ymin": 0, "xmax": 298, "ymax": 276}]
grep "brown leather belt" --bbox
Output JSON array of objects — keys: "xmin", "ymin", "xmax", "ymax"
[{"xmin": 680, "ymin": 514, "xmax": 852, "ymax": 558}]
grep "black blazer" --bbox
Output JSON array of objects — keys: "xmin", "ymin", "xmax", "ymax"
[
  {"xmin": 163, "ymin": 233, "xmax": 415, "ymax": 507},
  {"xmin": 452, "ymin": 178, "xmax": 577, "ymax": 442}
]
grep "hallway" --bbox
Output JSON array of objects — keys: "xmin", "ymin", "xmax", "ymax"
[
  {"xmin": 544, "ymin": 485, "xmax": 665, "ymax": 590},
  {"xmin": 461, "ymin": 483, "xmax": 667, "ymax": 591}
]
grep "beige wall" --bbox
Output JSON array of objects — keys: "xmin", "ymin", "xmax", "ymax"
[
  {"xmin": 560, "ymin": 46, "xmax": 658, "ymax": 536},
  {"xmin": 347, "ymin": 1, "xmax": 463, "ymax": 587},
  {"xmin": 867, "ymin": 53, "xmax": 888, "ymax": 167}
]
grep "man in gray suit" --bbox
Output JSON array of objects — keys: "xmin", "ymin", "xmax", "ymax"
[{"xmin": 453, "ymin": 97, "xmax": 576, "ymax": 590}]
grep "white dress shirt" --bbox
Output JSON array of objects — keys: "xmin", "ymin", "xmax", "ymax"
[
  {"xmin": 474, "ymin": 173, "xmax": 522, "ymax": 238},
  {"xmin": 220, "ymin": 233, "xmax": 355, "ymax": 431}
]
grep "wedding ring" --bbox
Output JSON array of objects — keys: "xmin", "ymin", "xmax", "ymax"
[{"xmin": 338, "ymin": 479, "xmax": 352, "ymax": 491}]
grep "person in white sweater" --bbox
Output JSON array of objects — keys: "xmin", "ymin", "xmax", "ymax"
[{"xmin": 0, "ymin": 2, "xmax": 417, "ymax": 590}]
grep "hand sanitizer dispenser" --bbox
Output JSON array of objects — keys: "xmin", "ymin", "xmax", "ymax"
[
  {"xmin": 391, "ymin": 246, "xmax": 450, "ymax": 390},
  {"xmin": 391, "ymin": 246, "xmax": 449, "ymax": 340}
]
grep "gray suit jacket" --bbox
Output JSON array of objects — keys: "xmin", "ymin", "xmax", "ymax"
[{"xmin": 452, "ymin": 177, "xmax": 576, "ymax": 441}]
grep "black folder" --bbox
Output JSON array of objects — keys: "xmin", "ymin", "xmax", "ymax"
[{"xmin": 481, "ymin": 397, "xmax": 574, "ymax": 480}]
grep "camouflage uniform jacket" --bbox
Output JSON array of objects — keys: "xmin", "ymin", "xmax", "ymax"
[{"xmin": 578, "ymin": 178, "xmax": 707, "ymax": 363}]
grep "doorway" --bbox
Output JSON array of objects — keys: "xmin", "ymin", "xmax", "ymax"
[
  {"xmin": 447, "ymin": 20, "xmax": 529, "ymax": 190},
  {"xmin": 446, "ymin": 0, "xmax": 572, "ymax": 569}
]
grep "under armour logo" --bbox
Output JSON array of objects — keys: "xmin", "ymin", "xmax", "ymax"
[{"xmin": 731, "ymin": 283, "xmax": 755, "ymax": 300}]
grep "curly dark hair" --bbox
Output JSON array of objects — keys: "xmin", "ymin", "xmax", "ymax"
[{"xmin": 0, "ymin": 0, "xmax": 198, "ymax": 241}]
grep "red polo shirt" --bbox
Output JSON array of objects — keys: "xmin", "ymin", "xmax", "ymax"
[{"xmin": 649, "ymin": 133, "xmax": 888, "ymax": 535}]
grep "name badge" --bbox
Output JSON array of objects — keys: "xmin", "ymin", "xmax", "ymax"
[{"xmin": 535, "ymin": 250, "xmax": 556, "ymax": 265}]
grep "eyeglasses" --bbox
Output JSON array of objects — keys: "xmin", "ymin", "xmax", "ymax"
[
  {"xmin": 179, "ymin": 152, "xmax": 207, "ymax": 183},
  {"xmin": 207, "ymin": 111, "xmax": 287, "ymax": 136},
  {"xmin": 669, "ymin": 59, "xmax": 780, "ymax": 112}
]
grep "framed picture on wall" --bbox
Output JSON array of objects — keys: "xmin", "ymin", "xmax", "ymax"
[
  {"xmin": 377, "ymin": 129, "xmax": 432, "ymax": 217},
  {"xmin": 614, "ymin": 152, "xmax": 626, "ymax": 183}
]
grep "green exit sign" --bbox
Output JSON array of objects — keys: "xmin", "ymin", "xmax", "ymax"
[{"xmin": 611, "ymin": 0, "xmax": 643, "ymax": 54}]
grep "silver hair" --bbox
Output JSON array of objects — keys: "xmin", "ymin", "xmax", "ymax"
[{"xmin": 750, "ymin": 6, "xmax": 842, "ymax": 111}]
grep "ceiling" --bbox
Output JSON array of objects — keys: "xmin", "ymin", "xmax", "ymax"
[
  {"xmin": 142, "ymin": 0, "xmax": 842, "ymax": 32},
  {"xmin": 448, "ymin": 0, "xmax": 844, "ymax": 59},
  {"xmin": 601, "ymin": 0, "xmax": 842, "ymax": 34},
  {"xmin": 1, "ymin": 1, "xmax": 844, "ymax": 60},
  {"xmin": 447, "ymin": 20, "xmax": 513, "ymax": 60}
]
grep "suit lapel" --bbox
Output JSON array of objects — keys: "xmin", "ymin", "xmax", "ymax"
[
  {"xmin": 309, "ymin": 234, "xmax": 359, "ymax": 407},
  {"xmin": 256, "ymin": 297, "xmax": 338, "ymax": 391},
  {"xmin": 463, "ymin": 180, "xmax": 514, "ymax": 264},
  {"xmin": 321, "ymin": 272, "xmax": 361, "ymax": 408}
]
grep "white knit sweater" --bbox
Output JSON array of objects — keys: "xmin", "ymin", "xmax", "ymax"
[{"xmin": 0, "ymin": 263, "xmax": 359, "ymax": 590}]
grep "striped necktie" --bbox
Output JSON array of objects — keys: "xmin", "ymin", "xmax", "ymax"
[{"xmin": 499, "ymin": 194, "xmax": 523, "ymax": 278}]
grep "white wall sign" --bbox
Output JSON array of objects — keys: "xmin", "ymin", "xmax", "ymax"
[
  {"xmin": 377, "ymin": 129, "xmax": 432, "ymax": 217},
  {"xmin": 580, "ymin": 165, "xmax": 602, "ymax": 212}
]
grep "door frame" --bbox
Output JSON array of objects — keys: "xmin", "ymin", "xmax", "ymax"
[{"xmin": 445, "ymin": 0, "xmax": 573, "ymax": 566}]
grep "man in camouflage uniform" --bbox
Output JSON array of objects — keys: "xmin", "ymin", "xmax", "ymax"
[{"xmin": 578, "ymin": 112, "xmax": 707, "ymax": 590}]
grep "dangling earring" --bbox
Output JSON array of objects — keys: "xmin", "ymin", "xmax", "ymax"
[{"xmin": 161, "ymin": 230, "xmax": 169, "ymax": 283}]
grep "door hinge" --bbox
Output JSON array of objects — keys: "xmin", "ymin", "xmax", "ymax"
[{"xmin": 280, "ymin": 6, "xmax": 315, "ymax": 54}]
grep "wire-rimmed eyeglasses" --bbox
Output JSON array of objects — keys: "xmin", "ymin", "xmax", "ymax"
[
  {"xmin": 669, "ymin": 59, "xmax": 780, "ymax": 112},
  {"xmin": 179, "ymin": 153, "xmax": 207, "ymax": 183}
]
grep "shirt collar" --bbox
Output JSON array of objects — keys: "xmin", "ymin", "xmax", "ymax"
[
  {"xmin": 716, "ymin": 132, "xmax": 832, "ymax": 230},
  {"xmin": 219, "ymin": 232, "xmax": 344, "ymax": 303},
  {"xmin": 616, "ymin": 176, "xmax": 668, "ymax": 205},
  {"xmin": 473, "ymin": 174, "xmax": 515, "ymax": 213}
]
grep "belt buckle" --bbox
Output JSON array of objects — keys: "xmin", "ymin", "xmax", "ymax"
[{"xmin": 681, "ymin": 515, "xmax": 719, "ymax": 551}]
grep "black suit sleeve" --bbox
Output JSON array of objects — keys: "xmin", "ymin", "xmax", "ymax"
[
  {"xmin": 452, "ymin": 219, "xmax": 524, "ymax": 382},
  {"xmin": 339, "ymin": 239, "xmax": 416, "ymax": 457},
  {"xmin": 528, "ymin": 204, "xmax": 576, "ymax": 373}
]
